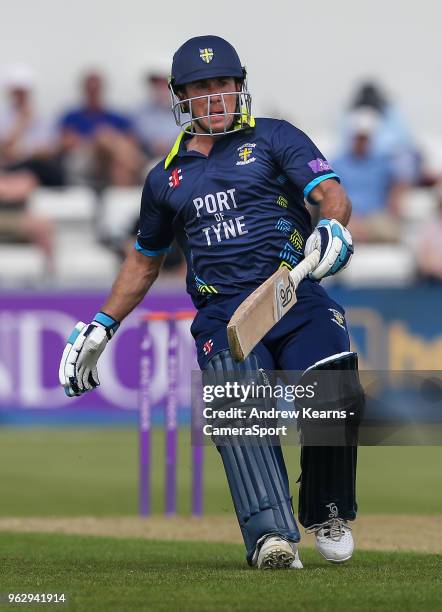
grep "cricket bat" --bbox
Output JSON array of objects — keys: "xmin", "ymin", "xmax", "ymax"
[{"xmin": 227, "ymin": 249, "xmax": 320, "ymax": 361}]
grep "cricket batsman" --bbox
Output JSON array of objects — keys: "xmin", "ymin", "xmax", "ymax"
[{"xmin": 59, "ymin": 35, "xmax": 359, "ymax": 569}]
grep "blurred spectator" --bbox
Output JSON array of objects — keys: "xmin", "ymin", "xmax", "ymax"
[
  {"xmin": 343, "ymin": 81, "xmax": 414, "ymax": 160},
  {"xmin": 0, "ymin": 65, "xmax": 57, "ymax": 275},
  {"xmin": 340, "ymin": 81, "xmax": 420, "ymax": 183},
  {"xmin": 58, "ymin": 71, "xmax": 143, "ymax": 188},
  {"xmin": 132, "ymin": 71, "xmax": 178, "ymax": 160},
  {"xmin": 60, "ymin": 71, "xmax": 131, "ymax": 136},
  {"xmin": 333, "ymin": 108, "xmax": 413, "ymax": 243},
  {"xmin": 0, "ymin": 171, "xmax": 54, "ymax": 274},
  {"xmin": 416, "ymin": 183, "xmax": 442, "ymax": 282},
  {"xmin": 0, "ymin": 64, "xmax": 64, "ymax": 186},
  {"xmin": 0, "ymin": 65, "xmax": 53, "ymax": 163}
]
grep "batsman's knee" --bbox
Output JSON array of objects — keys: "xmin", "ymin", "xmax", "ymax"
[{"xmin": 202, "ymin": 349, "xmax": 276, "ymax": 445}]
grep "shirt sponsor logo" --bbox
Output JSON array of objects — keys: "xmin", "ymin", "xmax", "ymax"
[
  {"xmin": 236, "ymin": 143, "xmax": 256, "ymax": 165},
  {"xmin": 199, "ymin": 48, "xmax": 214, "ymax": 63},
  {"xmin": 193, "ymin": 188, "xmax": 248, "ymax": 246},
  {"xmin": 193, "ymin": 189, "xmax": 237, "ymax": 217},
  {"xmin": 308, "ymin": 158, "xmax": 332, "ymax": 173},
  {"xmin": 168, "ymin": 168, "xmax": 182, "ymax": 188}
]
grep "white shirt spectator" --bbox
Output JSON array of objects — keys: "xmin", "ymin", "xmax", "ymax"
[
  {"xmin": 0, "ymin": 107, "xmax": 55, "ymax": 160},
  {"xmin": 0, "ymin": 64, "xmax": 55, "ymax": 162},
  {"xmin": 132, "ymin": 73, "xmax": 178, "ymax": 159}
]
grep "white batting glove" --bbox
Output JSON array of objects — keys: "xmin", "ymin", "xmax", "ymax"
[
  {"xmin": 304, "ymin": 219, "xmax": 354, "ymax": 280},
  {"xmin": 59, "ymin": 312, "xmax": 119, "ymax": 397}
]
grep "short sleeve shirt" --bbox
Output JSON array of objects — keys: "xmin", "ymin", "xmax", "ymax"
[{"xmin": 137, "ymin": 118, "xmax": 339, "ymax": 307}]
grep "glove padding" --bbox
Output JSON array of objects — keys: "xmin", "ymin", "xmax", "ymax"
[
  {"xmin": 304, "ymin": 218, "xmax": 353, "ymax": 280},
  {"xmin": 59, "ymin": 321, "xmax": 109, "ymax": 397}
]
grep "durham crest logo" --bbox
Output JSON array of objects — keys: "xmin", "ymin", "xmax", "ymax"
[
  {"xmin": 199, "ymin": 48, "xmax": 214, "ymax": 63},
  {"xmin": 236, "ymin": 143, "xmax": 256, "ymax": 166}
]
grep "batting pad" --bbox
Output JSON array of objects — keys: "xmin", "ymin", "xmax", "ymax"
[
  {"xmin": 220, "ymin": 441, "xmax": 300, "ymax": 563},
  {"xmin": 204, "ymin": 350, "xmax": 300, "ymax": 563}
]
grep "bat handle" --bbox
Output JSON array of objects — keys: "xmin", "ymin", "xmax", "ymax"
[{"xmin": 289, "ymin": 250, "xmax": 321, "ymax": 287}]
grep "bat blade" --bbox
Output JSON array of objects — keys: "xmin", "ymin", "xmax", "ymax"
[
  {"xmin": 227, "ymin": 250, "xmax": 320, "ymax": 361},
  {"xmin": 227, "ymin": 266, "xmax": 297, "ymax": 361}
]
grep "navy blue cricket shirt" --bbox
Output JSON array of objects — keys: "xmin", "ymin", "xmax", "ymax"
[{"xmin": 136, "ymin": 117, "xmax": 339, "ymax": 308}]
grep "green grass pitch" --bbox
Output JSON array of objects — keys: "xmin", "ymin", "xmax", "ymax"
[
  {"xmin": 0, "ymin": 533, "xmax": 441, "ymax": 612},
  {"xmin": 0, "ymin": 428, "xmax": 441, "ymax": 516},
  {"xmin": 0, "ymin": 428, "xmax": 440, "ymax": 611}
]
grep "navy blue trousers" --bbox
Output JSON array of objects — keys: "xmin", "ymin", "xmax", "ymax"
[
  {"xmin": 192, "ymin": 279, "xmax": 349, "ymax": 372},
  {"xmin": 191, "ymin": 279, "xmax": 357, "ymax": 558}
]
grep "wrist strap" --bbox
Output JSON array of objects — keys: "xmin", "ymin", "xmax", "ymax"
[{"xmin": 93, "ymin": 311, "xmax": 120, "ymax": 338}]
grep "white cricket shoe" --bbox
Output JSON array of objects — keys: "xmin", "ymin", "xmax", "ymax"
[
  {"xmin": 253, "ymin": 535, "xmax": 302, "ymax": 569},
  {"xmin": 307, "ymin": 518, "xmax": 354, "ymax": 563}
]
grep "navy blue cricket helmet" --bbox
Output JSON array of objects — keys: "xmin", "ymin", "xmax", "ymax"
[
  {"xmin": 169, "ymin": 35, "xmax": 252, "ymax": 136},
  {"xmin": 170, "ymin": 35, "xmax": 246, "ymax": 87}
]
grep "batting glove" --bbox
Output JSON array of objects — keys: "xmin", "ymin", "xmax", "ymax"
[
  {"xmin": 59, "ymin": 312, "xmax": 120, "ymax": 397},
  {"xmin": 304, "ymin": 219, "xmax": 353, "ymax": 280}
]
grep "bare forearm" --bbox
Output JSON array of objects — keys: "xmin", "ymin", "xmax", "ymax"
[
  {"xmin": 100, "ymin": 250, "xmax": 164, "ymax": 322},
  {"xmin": 320, "ymin": 194, "xmax": 351, "ymax": 225},
  {"xmin": 310, "ymin": 180, "xmax": 352, "ymax": 226}
]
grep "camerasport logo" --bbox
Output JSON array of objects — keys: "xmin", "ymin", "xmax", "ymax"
[
  {"xmin": 169, "ymin": 168, "xmax": 182, "ymax": 188},
  {"xmin": 203, "ymin": 339, "xmax": 213, "ymax": 355}
]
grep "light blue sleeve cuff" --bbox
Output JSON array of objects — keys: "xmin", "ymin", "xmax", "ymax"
[
  {"xmin": 303, "ymin": 173, "xmax": 340, "ymax": 204},
  {"xmin": 135, "ymin": 240, "xmax": 172, "ymax": 256}
]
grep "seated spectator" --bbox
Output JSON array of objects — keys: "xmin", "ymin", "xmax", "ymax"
[
  {"xmin": 58, "ymin": 71, "xmax": 143, "ymax": 188},
  {"xmin": 0, "ymin": 65, "xmax": 57, "ymax": 276},
  {"xmin": 333, "ymin": 108, "xmax": 412, "ymax": 243},
  {"xmin": 339, "ymin": 81, "xmax": 420, "ymax": 183},
  {"xmin": 342, "ymin": 81, "xmax": 415, "ymax": 156},
  {"xmin": 416, "ymin": 183, "xmax": 442, "ymax": 282},
  {"xmin": 0, "ymin": 64, "xmax": 64, "ymax": 187},
  {"xmin": 60, "ymin": 71, "xmax": 131, "ymax": 137},
  {"xmin": 0, "ymin": 171, "xmax": 54, "ymax": 274},
  {"xmin": 132, "ymin": 71, "xmax": 178, "ymax": 161}
]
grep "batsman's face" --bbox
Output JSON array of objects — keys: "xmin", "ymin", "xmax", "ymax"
[{"xmin": 184, "ymin": 77, "xmax": 241, "ymax": 133}]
